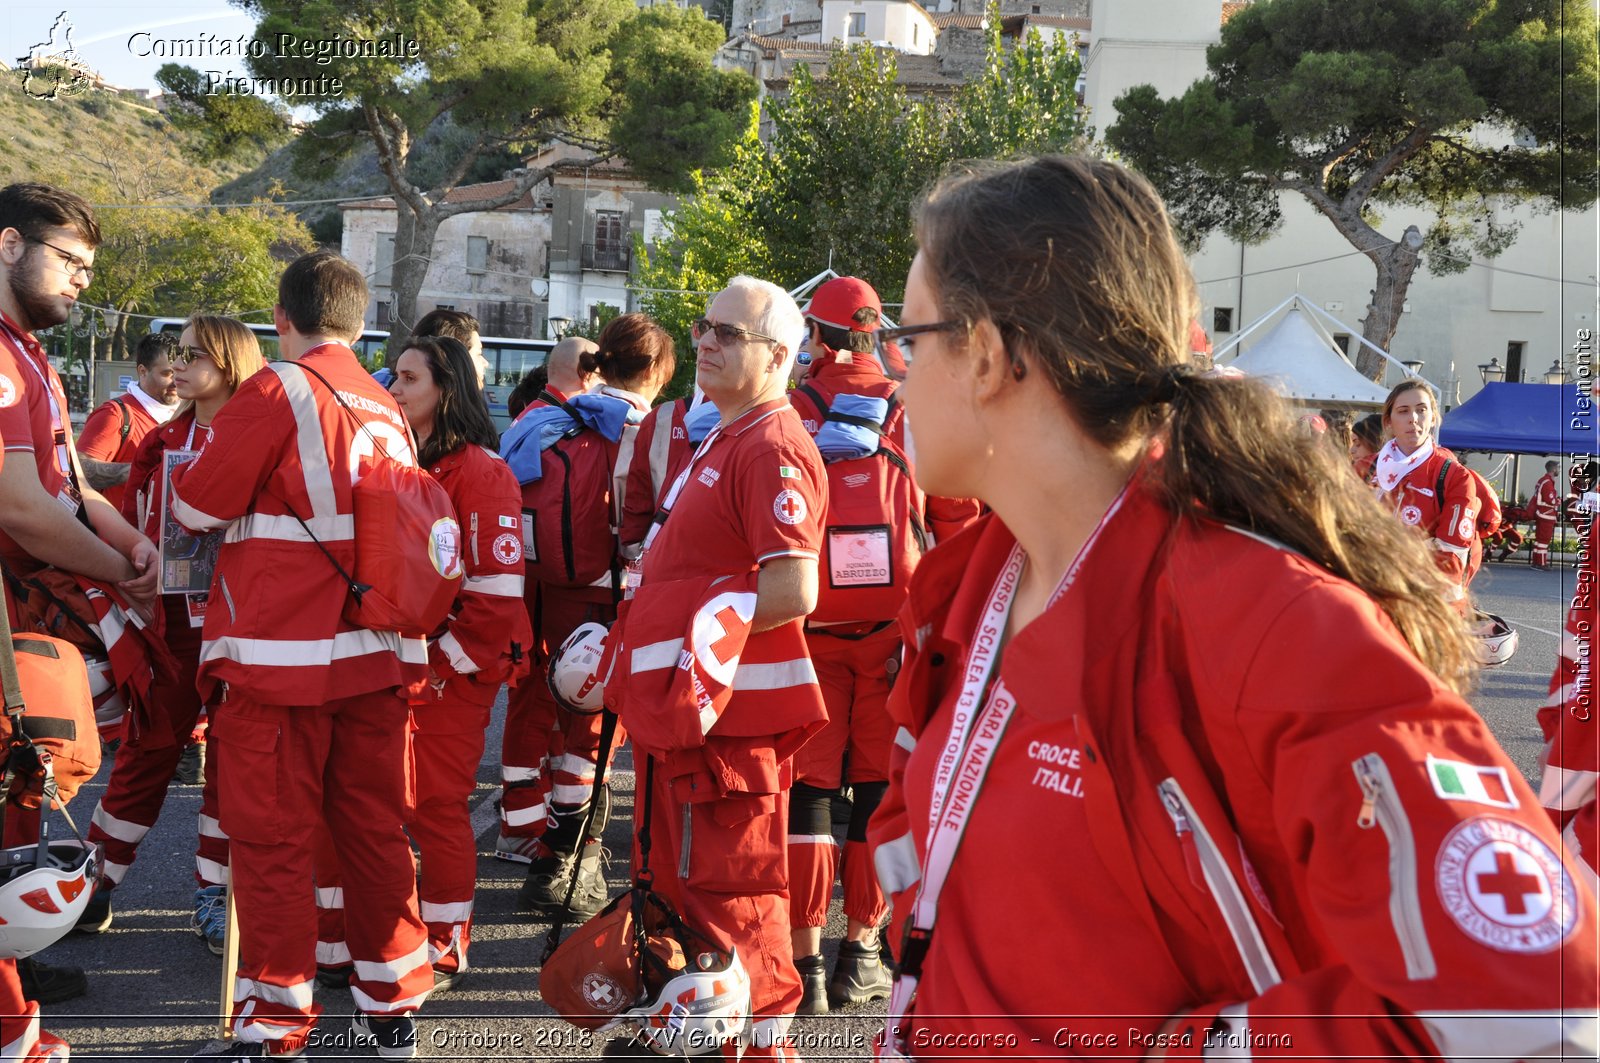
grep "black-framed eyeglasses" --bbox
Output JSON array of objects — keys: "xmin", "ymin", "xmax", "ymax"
[
  {"xmin": 692, "ymin": 317, "xmax": 778, "ymax": 346},
  {"xmin": 29, "ymin": 238, "xmax": 94, "ymax": 284},
  {"xmin": 872, "ymin": 321, "xmax": 961, "ymax": 371},
  {"xmin": 174, "ymin": 345, "xmax": 214, "ymax": 367}
]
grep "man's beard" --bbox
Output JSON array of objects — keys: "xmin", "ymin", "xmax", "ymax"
[{"xmin": 6, "ymin": 254, "xmax": 71, "ymax": 332}]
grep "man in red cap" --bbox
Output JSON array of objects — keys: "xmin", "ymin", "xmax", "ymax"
[{"xmin": 784, "ymin": 277, "xmax": 977, "ymax": 1012}]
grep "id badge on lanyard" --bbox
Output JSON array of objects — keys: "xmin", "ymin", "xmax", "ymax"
[{"xmin": 0, "ymin": 317, "xmax": 86, "ymax": 522}]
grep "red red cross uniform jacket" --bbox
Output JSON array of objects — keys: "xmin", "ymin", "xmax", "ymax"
[
  {"xmin": 414, "ymin": 444, "xmax": 531, "ymax": 704},
  {"xmin": 1378, "ymin": 444, "xmax": 1479, "ymax": 604},
  {"xmin": 870, "ymin": 482, "xmax": 1597, "ymax": 1060},
  {"xmin": 169, "ymin": 347, "xmax": 428, "ymax": 702},
  {"xmin": 620, "ymin": 396, "xmax": 693, "ymax": 554},
  {"xmin": 1538, "ymin": 514, "xmax": 1598, "ymax": 885},
  {"xmin": 77, "ymin": 391, "xmax": 165, "ymax": 511}
]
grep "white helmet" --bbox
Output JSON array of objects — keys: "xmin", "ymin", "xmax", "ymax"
[
  {"xmin": 548, "ymin": 622, "xmax": 609, "ymax": 714},
  {"xmin": 1474, "ymin": 613, "xmax": 1519, "ymax": 667},
  {"xmin": 627, "ymin": 947, "xmax": 751, "ymax": 1057},
  {"xmin": 0, "ymin": 839, "xmax": 98, "ymax": 959}
]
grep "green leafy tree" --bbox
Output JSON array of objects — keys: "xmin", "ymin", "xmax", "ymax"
[
  {"xmin": 637, "ymin": 12, "xmax": 1086, "ymax": 397},
  {"xmin": 231, "ymin": 0, "xmax": 756, "ymax": 358},
  {"xmin": 155, "ymin": 63, "xmax": 293, "ymax": 162},
  {"xmin": 1107, "ymin": 0, "xmax": 1599, "ymax": 377}
]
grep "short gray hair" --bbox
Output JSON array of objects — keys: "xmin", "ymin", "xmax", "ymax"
[{"xmin": 725, "ymin": 274, "xmax": 804, "ymax": 377}]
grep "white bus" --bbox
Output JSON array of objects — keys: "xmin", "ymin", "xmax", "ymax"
[{"xmin": 148, "ymin": 319, "xmax": 555, "ymax": 429}]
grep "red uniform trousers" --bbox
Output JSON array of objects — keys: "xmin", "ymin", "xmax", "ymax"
[
  {"xmin": 88, "ymin": 596, "xmax": 229, "ymax": 888},
  {"xmin": 0, "ymin": 962, "xmax": 67, "ymax": 1061},
  {"xmin": 787, "ymin": 626, "xmax": 897, "ymax": 931},
  {"xmin": 216, "ymin": 688, "xmax": 430, "ymax": 1052},
  {"xmin": 500, "ymin": 584, "xmax": 622, "ymax": 852},
  {"xmin": 1533, "ymin": 515, "xmax": 1559, "ymax": 564},
  {"xmin": 314, "ymin": 700, "xmax": 489, "ymax": 979},
  {"xmin": 637, "ymin": 749, "xmax": 801, "ymax": 1059}
]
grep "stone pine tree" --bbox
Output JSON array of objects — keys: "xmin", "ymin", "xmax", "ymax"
[
  {"xmin": 1107, "ymin": 0, "xmax": 1598, "ymax": 377},
  {"xmin": 230, "ymin": 0, "xmax": 756, "ymax": 355}
]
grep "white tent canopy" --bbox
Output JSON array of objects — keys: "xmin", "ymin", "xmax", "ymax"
[{"xmin": 1214, "ymin": 294, "xmax": 1414, "ymax": 409}]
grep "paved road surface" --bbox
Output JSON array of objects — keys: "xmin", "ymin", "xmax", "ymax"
[{"xmin": 30, "ymin": 561, "xmax": 1580, "ymax": 1060}]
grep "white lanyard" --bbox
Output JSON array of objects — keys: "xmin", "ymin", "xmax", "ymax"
[
  {"xmin": 0, "ymin": 316, "xmax": 73, "ymax": 478},
  {"xmin": 636, "ymin": 403, "xmax": 787, "ymax": 558},
  {"xmin": 882, "ymin": 486, "xmax": 1129, "ymax": 1058}
]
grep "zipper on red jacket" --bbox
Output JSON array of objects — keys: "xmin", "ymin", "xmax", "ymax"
[
  {"xmin": 1161, "ymin": 786, "xmax": 1207, "ymax": 889},
  {"xmin": 1352, "ymin": 753, "xmax": 1437, "ymax": 980},
  {"xmin": 1158, "ymin": 777, "xmax": 1283, "ymax": 995}
]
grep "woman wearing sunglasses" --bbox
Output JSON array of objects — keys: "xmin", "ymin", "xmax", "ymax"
[
  {"xmin": 84, "ymin": 315, "xmax": 263, "ymax": 951},
  {"xmin": 866, "ymin": 155, "xmax": 1596, "ymax": 1060}
]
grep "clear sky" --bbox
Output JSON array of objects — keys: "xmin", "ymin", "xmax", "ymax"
[{"xmin": 3, "ymin": 3, "xmax": 257, "ymax": 93}]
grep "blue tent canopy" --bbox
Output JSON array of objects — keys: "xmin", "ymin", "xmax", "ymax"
[{"xmin": 1438, "ymin": 382, "xmax": 1599, "ymax": 455}]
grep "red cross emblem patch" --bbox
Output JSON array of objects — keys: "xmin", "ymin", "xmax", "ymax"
[
  {"xmin": 1435, "ymin": 815, "xmax": 1577, "ymax": 954},
  {"xmin": 773, "ymin": 488, "xmax": 806, "ymax": 525}
]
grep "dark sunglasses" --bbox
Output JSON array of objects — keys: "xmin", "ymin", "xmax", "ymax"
[
  {"xmin": 872, "ymin": 321, "xmax": 961, "ymax": 372},
  {"xmin": 692, "ymin": 317, "xmax": 778, "ymax": 346},
  {"xmin": 173, "ymin": 346, "xmax": 214, "ymax": 367}
]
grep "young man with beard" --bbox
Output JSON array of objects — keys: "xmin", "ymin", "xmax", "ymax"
[{"xmin": 0, "ymin": 181, "xmax": 161, "ymax": 1060}]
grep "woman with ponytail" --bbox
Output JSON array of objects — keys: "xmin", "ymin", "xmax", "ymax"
[{"xmin": 866, "ymin": 155, "xmax": 1596, "ymax": 1061}]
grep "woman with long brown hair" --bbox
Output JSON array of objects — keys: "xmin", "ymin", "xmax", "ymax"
[
  {"xmin": 83, "ymin": 314, "xmax": 263, "ymax": 951},
  {"xmin": 867, "ymin": 155, "xmax": 1596, "ymax": 1060}
]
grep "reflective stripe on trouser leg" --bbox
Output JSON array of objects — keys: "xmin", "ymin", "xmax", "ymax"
[
  {"xmin": 785, "ymin": 782, "xmax": 839, "ymax": 929},
  {"xmin": 324, "ymin": 689, "xmax": 432, "ymax": 1015},
  {"xmin": 407, "ymin": 704, "xmax": 488, "ymax": 975},
  {"xmin": 501, "ymin": 671, "xmax": 557, "ymax": 838},
  {"xmin": 312, "ymin": 828, "xmax": 351, "ymax": 968},
  {"xmin": 196, "ymin": 702, "xmax": 230, "ymax": 886}
]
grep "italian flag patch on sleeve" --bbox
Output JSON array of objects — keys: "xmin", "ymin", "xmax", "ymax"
[
  {"xmin": 1426, "ymin": 755, "xmax": 1519, "ymax": 809},
  {"xmin": 777, "ymin": 465, "xmax": 802, "ymax": 480}
]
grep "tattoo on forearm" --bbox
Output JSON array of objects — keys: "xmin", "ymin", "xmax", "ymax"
[{"xmin": 80, "ymin": 457, "xmax": 131, "ymax": 489}]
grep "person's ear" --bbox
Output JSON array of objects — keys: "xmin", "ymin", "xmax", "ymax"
[
  {"xmin": 967, "ymin": 319, "xmax": 1010, "ymax": 403},
  {"xmin": 272, "ymin": 305, "xmax": 290, "ymax": 337},
  {"xmin": 0, "ymin": 228, "xmax": 27, "ymax": 268}
]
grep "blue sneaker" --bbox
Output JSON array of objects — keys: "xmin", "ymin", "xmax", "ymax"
[{"xmin": 192, "ymin": 885, "xmax": 227, "ymax": 956}]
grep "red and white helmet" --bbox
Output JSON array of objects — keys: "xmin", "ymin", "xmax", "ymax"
[
  {"xmin": 627, "ymin": 947, "xmax": 751, "ymax": 1056},
  {"xmin": 548, "ymin": 622, "xmax": 609, "ymax": 714},
  {"xmin": 1474, "ymin": 613, "xmax": 1519, "ymax": 667},
  {"xmin": 0, "ymin": 839, "xmax": 98, "ymax": 959}
]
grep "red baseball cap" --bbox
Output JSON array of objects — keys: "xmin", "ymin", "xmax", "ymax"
[{"xmin": 802, "ymin": 276, "xmax": 882, "ymax": 333}]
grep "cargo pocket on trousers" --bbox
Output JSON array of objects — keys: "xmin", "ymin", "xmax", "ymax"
[
  {"xmin": 684, "ymin": 791, "xmax": 785, "ymax": 894},
  {"xmin": 212, "ymin": 713, "xmax": 286, "ymax": 844}
]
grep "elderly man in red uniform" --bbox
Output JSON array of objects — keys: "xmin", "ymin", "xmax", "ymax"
[
  {"xmin": 0, "ymin": 181, "xmax": 155, "ymax": 1063},
  {"xmin": 75, "ymin": 332, "xmax": 179, "ymax": 511},
  {"xmin": 171, "ymin": 252, "xmax": 432, "ymax": 1061},
  {"xmin": 604, "ymin": 276, "xmax": 828, "ymax": 1061}
]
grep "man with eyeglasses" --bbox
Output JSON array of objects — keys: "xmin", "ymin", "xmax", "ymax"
[
  {"xmin": 76, "ymin": 332, "xmax": 181, "ymax": 511},
  {"xmin": 0, "ymin": 182, "xmax": 162, "ymax": 1059},
  {"xmin": 601, "ymin": 276, "xmax": 828, "ymax": 1061}
]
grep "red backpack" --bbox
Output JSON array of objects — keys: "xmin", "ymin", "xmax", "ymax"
[
  {"xmin": 795, "ymin": 384, "xmax": 928, "ymax": 624},
  {"xmin": 521, "ymin": 401, "xmax": 627, "ymax": 591}
]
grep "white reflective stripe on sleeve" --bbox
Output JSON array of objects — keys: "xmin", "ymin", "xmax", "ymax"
[
  {"xmin": 700, "ymin": 702, "xmax": 719, "ymax": 735},
  {"xmin": 171, "ymin": 494, "xmax": 229, "ymax": 533},
  {"xmin": 786, "ymin": 834, "xmax": 840, "ymax": 847},
  {"xmin": 501, "ymin": 765, "xmax": 540, "ymax": 784},
  {"xmin": 1562, "ymin": 629, "xmax": 1583, "ymax": 662},
  {"xmin": 91, "ymin": 803, "xmax": 151, "ymax": 844},
  {"xmin": 894, "ymin": 726, "xmax": 916, "ymax": 753},
  {"xmin": 436, "ymin": 631, "xmax": 480, "ymax": 675},
  {"xmin": 202, "ymin": 630, "xmax": 429, "ymax": 668},
  {"xmin": 632, "ymin": 639, "xmax": 683, "ymax": 672},
  {"xmin": 195, "ymin": 856, "xmax": 229, "ymax": 886},
  {"xmin": 1202, "ymin": 1003, "xmax": 1254, "ymax": 1061},
  {"xmin": 316, "ymin": 940, "xmax": 351, "ymax": 966},
  {"xmin": 1429, "ymin": 538, "xmax": 1471, "ymax": 561},
  {"xmin": 315, "ymin": 887, "xmax": 344, "ymax": 910},
  {"xmin": 226, "ymin": 511, "xmax": 354, "ymax": 544},
  {"xmin": 732, "ymin": 658, "xmax": 817, "ymax": 691},
  {"xmin": 92, "ymin": 602, "xmax": 128, "ymax": 652},
  {"xmin": 420, "ymin": 899, "xmax": 474, "ymax": 925},
  {"xmin": 1539, "ymin": 763, "xmax": 1600, "ymax": 812},
  {"xmin": 270, "ymin": 363, "xmax": 340, "ymax": 520},
  {"xmin": 198, "ymin": 813, "xmax": 226, "ymax": 840},
  {"xmin": 1419, "ymin": 1009, "xmax": 1599, "ymax": 1062},
  {"xmin": 353, "ymin": 941, "xmax": 429, "ymax": 985},
  {"xmin": 463, "ymin": 572, "xmax": 523, "ymax": 597},
  {"xmin": 235, "ymin": 976, "xmax": 315, "ymax": 1010},
  {"xmin": 502, "ymin": 802, "xmax": 548, "ymax": 828},
  {"xmin": 874, "ymin": 831, "xmax": 921, "ymax": 894},
  {"xmin": 757, "ymin": 548, "xmax": 818, "ymax": 564}
]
